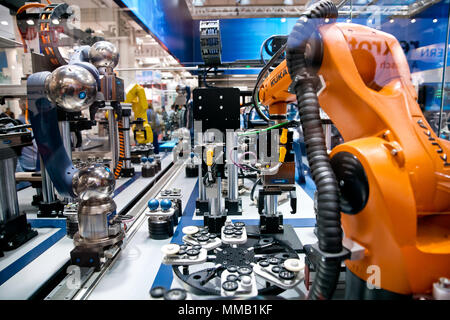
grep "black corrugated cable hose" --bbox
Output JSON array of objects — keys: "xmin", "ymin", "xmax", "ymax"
[
  {"xmin": 286, "ymin": 0, "xmax": 342, "ymax": 300},
  {"xmin": 114, "ymin": 120, "xmax": 125, "ymax": 179}
]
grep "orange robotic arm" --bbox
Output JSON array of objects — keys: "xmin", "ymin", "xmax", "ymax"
[{"xmin": 261, "ymin": 0, "xmax": 450, "ymax": 299}]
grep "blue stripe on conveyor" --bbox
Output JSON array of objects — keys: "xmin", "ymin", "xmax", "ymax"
[{"xmin": 0, "ymin": 227, "xmax": 66, "ymax": 286}]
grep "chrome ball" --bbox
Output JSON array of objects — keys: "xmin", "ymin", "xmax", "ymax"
[
  {"xmin": 88, "ymin": 41, "xmax": 119, "ymax": 69},
  {"xmin": 45, "ymin": 65, "xmax": 97, "ymax": 112},
  {"xmin": 72, "ymin": 164, "xmax": 115, "ymax": 200}
]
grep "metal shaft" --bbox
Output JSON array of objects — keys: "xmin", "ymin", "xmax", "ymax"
[
  {"xmin": 227, "ymin": 133, "xmax": 238, "ymax": 200},
  {"xmin": 198, "ymin": 159, "xmax": 206, "ymax": 200},
  {"xmin": 59, "ymin": 120, "xmax": 72, "ymax": 203},
  {"xmin": 40, "ymin": 157, "xmax": 56, "ymax": 203},
  {"xmin": 216, "ymin": 176, "xmax": 222, "ymax": 216},
  {"xmin": 264, "ymin": 194, "xmax": 278, "ymax": 216},
  {"xmin": 0, "ymin": 157, "xmax": 20, "ymax": 223},
  {"xmin": 58, "ymin": 121, "xmax": 72, "ymax": 159}
]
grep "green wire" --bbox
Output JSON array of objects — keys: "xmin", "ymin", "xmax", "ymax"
[{"xmin": 238, "ymin": 121, "xmax": 291, "ymax": 136}]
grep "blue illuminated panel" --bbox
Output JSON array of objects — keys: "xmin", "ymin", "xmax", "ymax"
[{"xmin": 116, "ymin": 0, "xmax": 194, "ymax": 63}]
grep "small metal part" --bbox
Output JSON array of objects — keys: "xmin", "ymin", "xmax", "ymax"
[
  {"xmin": 227, "ymin": 274, "xmax": 239, "ymax": 282},
  {"xmin": 222, "ymin": 280, "xmax": 239, "ymax": 292},
  {"xmin": 227, "ymin": 265, "xmax": 238, "ymax": 273},
  {"xmin": 237, "ymin": 266, "xmax": 252, "ymax": 275},
  {"xmin": 164, "ymin": 288, "xmax": 187, "ymax": 301},
  {"xmin": 279, "ymin": 269, "xmax": 295, "ymax": 280},
  {"xmin": 259, "ymin": 260, "xmax": 270, "ymax": 267},
  {"xmin": 150, "ymin": 286, "xmax": 166, "ymax": 299},
  {"xmin": 269, "ymin": 257, "xmax": 279, "ymax": 265},
  {"xmin": 271, "ymin": 266, "xmax": 281, "ymax": 273},
  {"xmin": 186, "ymin": 249, "xmax": 200, "ymax": 256}
]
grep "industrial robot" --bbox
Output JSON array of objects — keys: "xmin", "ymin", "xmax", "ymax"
[
  {"xmin": 261, "ymin": 0, "xmax": 450, "ymax": 299},
  {"xmin": 27, "ymin": 42, "xmax": 126, "ymax": 270},
  {"xmin": 161, "ymin": 0, "xmax": 449, "ymax": 300},
  {"xmin": 125, "ymin": 84, "xmax": 154, "ymax": 163}
]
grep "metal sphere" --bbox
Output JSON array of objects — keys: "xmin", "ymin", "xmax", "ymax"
[
  {"xmin": 88, "ymin": 41, "xmax": 119, "ymax": 69},
  {"xmin": 45, "ymin": 65, "xmax": 97, "ymax": 112},
  {"xmin": 72, "ymin": 164, "xmax": 115, "ymax": 200},
  {"xmin": 148, "ymin": 199, "xmax": 159, "ymax": 211},
  {"xmin": 160, "ymin": 199, "xmax": 172, "ymax": 211}
]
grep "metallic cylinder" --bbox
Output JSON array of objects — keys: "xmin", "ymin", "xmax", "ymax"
[
  {"xmin": 58, "ymin": 121, "xmax": 72, "ymax": 159},
  {"xmin": 59, "ymin": 120, "xmax": 72, "ymax": 203},
  {"xmin": 216, "ymin": 176, "xmax": 222, "ymax": 216},
  {"xmin": 227, "ymin": 134, "xmax": 238, "ymax": 200},
  {"xmin": 40, "ymin": 157, "xmax": 56, "ymax": 203},
  {"xmin": 107, "ymin": 105, "xmax": 119, "ymax": 171},
  {"xmin": 122, "ymin": 114, "xmax": 131, "ymax": 169},
  {"xmin": 78, "ymin": 198, "xmax": 116, "ymax": 241},
  {"xmin": 0, "ymin": 157, "xmax": 20, "ymax": 223},
  {"xmin": 264, "ymin": 194, "xmax": 278, "ymax": 216},
  {"xmin": 198, "ymin": 160, "xmax": 206, "ymax": 200}
]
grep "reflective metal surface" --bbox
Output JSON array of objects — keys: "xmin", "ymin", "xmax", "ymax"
[
  {"xmin": 88, "ymin": 41, "xmax": 119, "ymax": 69},
  {"xmin": 45, "ymin": 65, "xmax": 97, "ymax": 112},
  {"xmin": 72, "ymin": 164, "xmax": 115, "ymax": 201},
  {"xmin": 0, "ymin": 158, "xmax": 20, "ymax": 223},
  {"xmin": 77, "ymin": 198, "xmax": 116, "ymax": 241}
]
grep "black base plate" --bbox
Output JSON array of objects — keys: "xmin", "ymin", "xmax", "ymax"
[
  {"xmin": 246, "ymin": 224, "xmax": 303, "ymax": 252},
  {"xmin": 37, "ymin": 200, "xmax": 65, "ymax": 218},
  {"xmin": 120, "ymin": 167, "xmax": 135, "ymax": 178},
  {"xmin": 70, "ymin": 247, "xmax": 102, "ymax": 271},
  {"xmin": 225, "ymin": 198, "xmax": 242, "ymax": 216},
  {"xmin": 185, "ymin": 165, "xmax": 198, "ymax": 178},
  {"xmin": 195, "ymin": 199, "xmax": 209, "ymax": 216},
  {"xmin": 0, "ymin": 215, "xmax": 38, "ymax": 251}
]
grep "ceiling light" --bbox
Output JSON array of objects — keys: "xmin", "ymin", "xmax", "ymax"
[
  {"xmin": 1, "ymin": 21, "xmax": 8, "ymax": 26},
  {"xmin": 52, "ymin": 19, "xmax": 60, "ymax": 25},
  {"xmin": 26, "ymin": 19, "xmax": 34, "ymax": 25},
  {"xmin": 193, "ymin": 0, "xmax": 205, "ymax": 6}
]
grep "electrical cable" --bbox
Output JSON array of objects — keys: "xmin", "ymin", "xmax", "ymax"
[
  {"xmin": 114, "ymin": 120, "xmax": 125, "ymax": 179},
  {"xmin": 238, "ymin": 120, "xmax": 292, "ymax": 136},
  {"xmin": 250, "ymin": 177, "xmax": 261, "ymax": 202},
  {"xmin": 286, "ymin": 0, "xmax": 341, "ymax": 300},
  {"xmin": 16, "ymin": 3, "xmax": 47, "ymax": 53}
]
